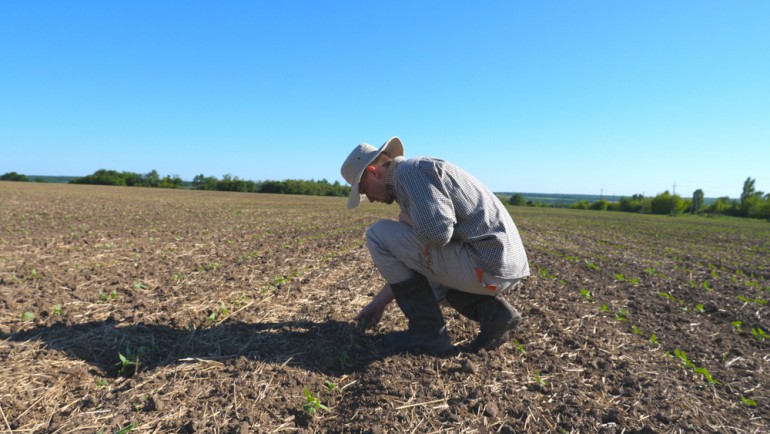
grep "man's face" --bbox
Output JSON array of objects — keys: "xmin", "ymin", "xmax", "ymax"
[{"xmin": 359, "ymin": 166, "xmax": 394, "ymax": 204}]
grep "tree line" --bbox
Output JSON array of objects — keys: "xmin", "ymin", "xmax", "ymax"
[
  {"xmin": 1, "ymin": 170, "xmax": 351, "ymax": 198},
  {"xmin": 508, "ymin": 177, "xmax": 770, "ymax": 220}
]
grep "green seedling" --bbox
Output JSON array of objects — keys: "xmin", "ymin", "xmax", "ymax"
[
  {"xmin": 615, "ymin": 308, "xmax": 629, "ymax": 322},
  {"xmin": 99, "ymin": 289, "xmax": 120, "ymax": 301},
  {"xmin": 21, "ymin": 311, "xmax": 35, "ymax": 322},
  {"xmin": 673, "ymin": 348, "xmax": 719, "ymax": 384},
  {"xmin": 600, "ymin": 304, "xmax": 610, "ymax": 313},
  {"xmin": 650, "ymin": 333, "xmax": 659, "ymax": 345},
  {"xmin": 302, "ymin": 388, "xmax": 329, "ymax": 415},
  {"xmin": 95, "ymin": 378, "xmax": 109, "ymax": 388},
  {"xmin": 30, "ymin": 268, "xmax": 39, "ymax": 279},
  {"xmin": 52, "ymin": 304, "xmax": 63, "ymax": 315},
  {"xmin": 130, "ymin": 281, "xmax": 147, "ymax": 290},
  {"xmin": 534, "ymin": 370, "xmax": 547, "ymax": 386},
  {"xmin": 632, "ymin": 325, "xmax": 644, "ymax": 336},
  {"xmin": 325, "ymin": 381, "xmax": 336, "ymax": 392},
  {"xmin": 512, "ymin": 338, "xmax": 525, "ymax": 353},
  {"xmin": 695, "ymin": 304, "xmax": 705, "ymax": 313},
  {"xmin": 740, "ymin": 395, "xmax": 758, "ymax": 407},
  {"xmin": 116, "ymin": 351, "xmax": 140, "ymax": 376},
  {"xmin": 579, "ymin": 288, "xmax": 594, "ymax": 301},
  {"xmin": 731, "ymin": 321, "xmax": 743, "ymax": 333},
  {"xmin": 584, "ymin": 260, "xmax": 599, "ymax": 271},
  {"xmin": 752, "ymin": 327, "xmax": 769, "ymax": 341}
]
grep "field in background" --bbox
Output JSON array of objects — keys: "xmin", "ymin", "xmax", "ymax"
[{"xmin": 1, "ymin": 181, "xmax": 767, "ymax": 433}]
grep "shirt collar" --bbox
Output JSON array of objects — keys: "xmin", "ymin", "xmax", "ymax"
[{"xmin": 385, "ymin": 156, "xmax": 404, "ymax": 196}]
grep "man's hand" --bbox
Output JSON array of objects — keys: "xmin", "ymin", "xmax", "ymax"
[
  {"xmin": 354, "ymin": 284, "xmax": 395, "ymax": 329},
  {"xmin": 354, "ymin": 300, "xmax": 387, "ymax": 329}
]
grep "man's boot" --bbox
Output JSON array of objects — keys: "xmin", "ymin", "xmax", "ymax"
[
  {"xmin": 446, "ymin": 290, "xmax": 521, "ymax": 352},
  {"xmin": 385, "ymin": 273, "xmax": 453, "ymax": 354}
]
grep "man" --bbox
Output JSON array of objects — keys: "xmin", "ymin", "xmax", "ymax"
[{"xmin": 341, "ymin": 137, "xmax": 530, "ymax": 353}]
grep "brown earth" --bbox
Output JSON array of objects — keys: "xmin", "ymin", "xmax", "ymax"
[{"xmin": 0, "ymin": 182, "xmax": 768, "ymax": 433}]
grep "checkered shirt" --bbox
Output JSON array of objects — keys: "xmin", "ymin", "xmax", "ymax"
[{"xmin": 386, "ymin": 156, "xmax": 530, "ymax": 279}]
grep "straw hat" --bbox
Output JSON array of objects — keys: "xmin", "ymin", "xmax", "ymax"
[{"xmin": 340, "ymin": 136, "xmax": 404, "ymax": 208}]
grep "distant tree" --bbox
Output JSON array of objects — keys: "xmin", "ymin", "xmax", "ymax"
[
  {"xmin": 651, "ymin": 191, "xmax": 686, "ymax": 215},
  {"xmin": 739, "ymin": 177, "xmax": 765, "ymax": 217},
  {"xmin": 691, "ymin": 189, "xmax": 705, "ymax": 214},
  {"xmin": 589, "ymin": 199, "xmax": 608, "ymax": 211},
  {"xmin": 144, "ymin": 170, "xmax": 161, "ymax": 188},
  {"xmin": 570, "ymin": 200, "xmax": 590, "ymax": 210},
  {"xmin": 1, "ymin": 172, "xmax": 29, "ymax": 182},
  {"xmin": 508, "ymin": 193, "xmax": 526, "ymax": 206}
]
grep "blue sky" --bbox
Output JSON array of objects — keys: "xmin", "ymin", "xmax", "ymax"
[{"xmin": 1, "ymin": 1, "xmax": 768, "ymax": 198}]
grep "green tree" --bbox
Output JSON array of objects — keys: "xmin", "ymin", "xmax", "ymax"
[
  {"xmin": 651, "ymin": 191, "xmax": 686, "ymax": 215},
  {"xmin": 508, "ymin": 193, "xmax": 526, "ymax": 206},
  {"xmin": 1, "ymin": 172, "xmax": 29, "ymax": 182},
  {"xmin": 691, "ymin": 189, "xmax": 705, "ymax": 214}
]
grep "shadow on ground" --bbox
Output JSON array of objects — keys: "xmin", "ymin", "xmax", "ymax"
[{"xmin": 1, "ymin": 318, "xmax": 388, "ymax": 377}]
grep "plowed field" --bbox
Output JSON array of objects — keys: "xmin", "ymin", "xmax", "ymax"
[{"xmin": 1, "ymin": 182, "xmax": 768, "ymax": 433}]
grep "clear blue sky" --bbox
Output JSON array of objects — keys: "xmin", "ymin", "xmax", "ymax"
[{"xmin": 2, "ymin": 1, "xmax": 768, "ymax": 198}]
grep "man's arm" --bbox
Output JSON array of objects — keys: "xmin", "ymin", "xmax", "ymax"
[{"xmin": 354, "ymin": 283, "xmax": 395, "ymax": 329}]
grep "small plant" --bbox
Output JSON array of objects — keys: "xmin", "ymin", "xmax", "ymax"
[
  {"xmin": 302, "ymin": 388, "xmax": 329, "ymax": 415},
  {"xmin": 615, "ymin": 308, "xmax": 629, "ymax": 322},
  {"xmin": 673, "ymin": 348, "xmax": 719, "ymax": 384},
  {"xmin": 600, "ymin": 304, "xmax": 610, "ymax": 313},
  {"xmin": 650, "ymin": 333, "xmax": 659, "ymax": 345},
  {"xmin": 752, "ymin": 327, "xmax": 769, "ymax": 341},
  {"xmin": 130, "ymin": 280, "xmax": 147, "ymax": 290},
  {"xmin": 584, "ymin": 260, "xmax": 599, "ymax": 271},
  {"xmin": 731, "ymin": 321, "xmax": 743, "ymax": 333},
  {"xmin": 116, "ymin": 351, "xmax": 140, "ymax": 376},
  {"xmin": 632, "ymin": 325, "xmax": 644, "ymax": 336},
  {"xmin": 512, "ymin": 338, "xmax": 525, "ymax": 353},
  {"xmin": 30, "ymin": 268, "xmax": 39, "ymax": 279},
  {"xmin": 740, "ymin": 395, "xmax": 758, "ymax": 407},
  {"xmin": 95, "ymin": 378, "xmax": 109, "ymax": 388},
  {"xmin": 534, "ymin": 370, "xmax": 547, "ymax": 386},
  {"xmin": 325, "ymin": 381, "xmax": 336, "ymax": 392},
  {"xmin": 52, "ymin": 304, "xmax": 63, "ymax": 315},
  {"xmin": 579, "ymin": 288, "xmax": 594, "ymax": 301},
  {"xmin": 21, "ymin": 311, "xmax": 35, "ymax": 322},
  {"xmin": 99, "ymin": 289, "xmax": 120, "ymax": 301}
]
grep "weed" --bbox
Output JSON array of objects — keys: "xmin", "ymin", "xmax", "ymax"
[
  {"xmin": 534, "ymin": 370, "xmax": 547, "ymax": 386},
  {"xmin": 302, "ymin": 388, "xmax": 329, "ymax": 415},
  {"xmin": 650, "ymin": 333, "xmax": 659, "ymax": 345},
  {"xmin": 632, "ymin": 325, "xmax": 644, "ymax": 336},
  {"xmin": 325, "ymin": 381, "xmax": 336, "ymax": 392},
  {"xmin": 21, "ymin": 311, "xmax": 35, "ymax": 322},
  {"xmin": 695, "ymin": 304, "xmax": 705, "ymax": 313},
  {"xmin": 512, "ymin": 339, "xmax": 525, "ymax": 353},
  {"xmin": 600, "ymin": 304, "xmax": 610, "ymax": 313},
  {"xmin": 584, "ymin": 260, "xmax": 599, "ymax": 271},
  {"xmin": 95, "ymin": 378, "xmax": 109, "ymax": 388},
  {"xmin": 30, "ymin": 268, "xmax": 39, "ymax": 279}
]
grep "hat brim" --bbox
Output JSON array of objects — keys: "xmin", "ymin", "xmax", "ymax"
[{"xmin": 347, "ymin": 137, "xmax": 404, "ymax": 208}]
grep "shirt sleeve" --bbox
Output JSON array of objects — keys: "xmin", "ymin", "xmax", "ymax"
[{"xmin": 397, "ymin": 160, "xmax": 456, "ymax": 247}]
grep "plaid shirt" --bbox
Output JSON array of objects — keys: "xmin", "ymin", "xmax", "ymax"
[{"xmin": 386, "ymin": 156, "xmax": 530, "ymax": 279}]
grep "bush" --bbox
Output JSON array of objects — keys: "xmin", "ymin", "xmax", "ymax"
[
  {"xmin": 508, "ymin": 193, "xmax": 526, "ymax": 206},
  {"xmin": 1, "ymin": 172, "xmax": 29, "ymax": 182}
]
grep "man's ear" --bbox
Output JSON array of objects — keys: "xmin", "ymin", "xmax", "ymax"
[{"xmin": 365, "ymin": 165, "xmax": 377, "ymax": 175}]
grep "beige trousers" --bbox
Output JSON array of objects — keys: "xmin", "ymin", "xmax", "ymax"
[{"xmin": 365, "ymin": 219, "xmax": 521, "ymax": 303}]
